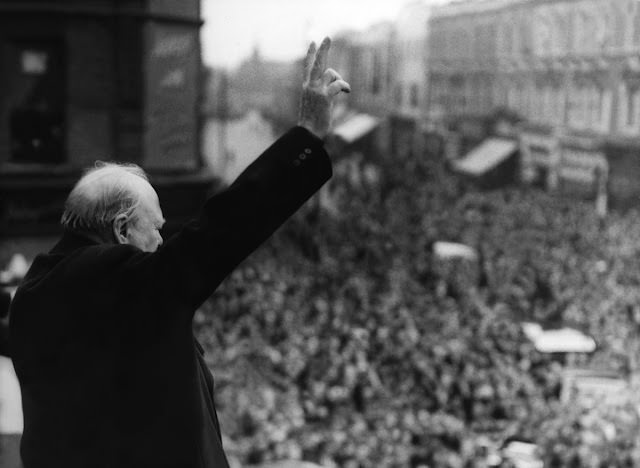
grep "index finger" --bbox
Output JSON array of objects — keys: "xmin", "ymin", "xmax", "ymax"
[
  {"xmin": 310, "ymin": 36, "xmax": 331, "ymax": 81},
  {"xmin": 303, "ymin": 41, "xmax": 317, "ymax": 82}
]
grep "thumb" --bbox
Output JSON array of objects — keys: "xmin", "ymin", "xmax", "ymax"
[{"xmin": 328, "ymin": 80, "xmax": 351, "ymax": 96}]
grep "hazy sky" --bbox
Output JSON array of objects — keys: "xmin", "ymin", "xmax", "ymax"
[{"xmin": 201, "ymin": 0, "xmax": 437, "ymax": 69}]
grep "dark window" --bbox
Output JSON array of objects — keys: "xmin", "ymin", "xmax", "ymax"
[
  {"xmin": 372, "ymin": 52, "xmax": 381, "ymax": 94},
  {"xmin": 627, "ymin": 85, "xmax": 636, "ymax": 127},
  {"xmin": 410, "ymin": 84, "xmax": 419, "ymax": 107},
  {"xmin": 3, "ymin": 39, "xmax": 65, "ymax": 164}
]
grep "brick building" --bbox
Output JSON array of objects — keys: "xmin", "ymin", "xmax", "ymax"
[{"xmin": 0, "ymin": 0, "xmax": 211, "ymax": 236}]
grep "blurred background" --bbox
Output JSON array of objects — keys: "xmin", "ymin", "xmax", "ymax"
[{"xmin": 2, "ymin": 0, "xmax": 640, "ymax": 466}]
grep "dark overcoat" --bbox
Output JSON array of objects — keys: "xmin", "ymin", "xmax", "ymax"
[{"xmin": 9, "ymin": 127, "xmax": 332, "ymax": 468}]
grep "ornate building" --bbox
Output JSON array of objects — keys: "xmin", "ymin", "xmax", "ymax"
[{"xmin": 428, "ymin": 0, "xmax": 640, "ymax": 203}]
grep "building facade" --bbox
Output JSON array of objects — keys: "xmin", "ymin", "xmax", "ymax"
[
  {"xmin": 428, "ymin": 0, "xmax": 640, "ymax": 201},
  {"xmin": 330, "ymin": 3, "xmax": 439, "ymax": 164},
  {"xmin": 330, "ymin": 22, "xmax": 395, "ymax": 157},
  {"xmin": 0, "ymin": 0, "xmax": 209, "ymax": 235},
  {"xmin": 348, "ymin": 22, "xmax": 395, "ymax": 118}
]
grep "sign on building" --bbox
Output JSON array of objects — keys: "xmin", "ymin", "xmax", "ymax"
[
  {"xmin": 519, "ymin": 131, "xmax": 560, "ymax": 189},
  {"xmin": 144, "ymin": 23, "xmax": 200, "ymax": 170},
  {"xmin": 561, "ymin": 368, "xmax": 631, "ymax": 408}
]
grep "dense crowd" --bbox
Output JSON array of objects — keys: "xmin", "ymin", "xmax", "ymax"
[{"xmin": 193, "ymin": 145, "xmax": 640, "ymax": 467}]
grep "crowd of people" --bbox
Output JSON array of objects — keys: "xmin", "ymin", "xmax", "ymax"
[{"xmin": 194, "ymin": 143, "xmax": 640, "ymax": 467}]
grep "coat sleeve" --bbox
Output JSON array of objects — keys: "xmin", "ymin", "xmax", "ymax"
[{"xmin": 122, "ymin": 126, "xmax": 332, "ymax": 312}]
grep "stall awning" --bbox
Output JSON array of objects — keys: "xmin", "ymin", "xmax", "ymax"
[
  {"xmin": 502, "ymin": 441, "xmax": 543, "ymax": 468},
  {"xmin": 453, "ymin": 138, "xmax": 517, "ymax": 176},
  {"xmin": 332, "ymin": 113, "xmax": 380, "ymax": 144},
  {"xmin": 522, "ymin": 322, "xmax": 596, "ymax": 353},
  {"xmin": 433, "ymin": 241, "xmax": 477, "ymax": 260}
]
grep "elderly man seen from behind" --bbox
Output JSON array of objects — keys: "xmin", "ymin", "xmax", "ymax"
[
  {"xmin": 9, "ymin": 38, "xmax": 350, "ymax": 468},
  {"xmin": 60, "ymin": 163, "xmax": 165, "ymax": 252}
]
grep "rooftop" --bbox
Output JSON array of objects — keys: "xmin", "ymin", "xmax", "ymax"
[{"xmin": 431, "ymin": 0, "xmax": 530, "ymax": 18}]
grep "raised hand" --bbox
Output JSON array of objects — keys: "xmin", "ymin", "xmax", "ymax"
[{"xmin": 298, "ymin": 37, "xmax": 351, "ymax": 139}]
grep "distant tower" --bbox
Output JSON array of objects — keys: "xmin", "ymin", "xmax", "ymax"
[{"xmin": 250, "ymin": 42, "xmax": 262, "ymax": 64}]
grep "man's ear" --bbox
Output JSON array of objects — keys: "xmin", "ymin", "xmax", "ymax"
[{"xmin": 112, "ymin": 214, "xmax": 129, "ymax": 245}]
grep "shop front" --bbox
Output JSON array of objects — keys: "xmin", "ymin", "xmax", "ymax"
[
  {"xmin": 557, "ymin": 134, "xmax": 607, "ymax": 199},
  {"xmin": 519, "ymin": 124, "xmax": 560, "ymax": 190}
]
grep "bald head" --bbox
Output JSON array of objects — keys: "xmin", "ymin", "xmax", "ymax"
[{"xmin": 61, "ymin": 162, "xmax": 165, "ymax": 252}]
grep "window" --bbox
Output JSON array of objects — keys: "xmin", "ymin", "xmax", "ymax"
[
  {"xmin": 568, "ymin": 83, "xmax": 587, "ymax": 129},
  {"xmin": 542, "ymin": 86, "xmax": 554, "ymax": 121},
  {"xmin": 528, "ymin": 85, "xmax": 537, "ymax": 121},
  {"xmin": 634, "ymin": 6, "xmax": 640, "ymax": 46},
  {"xmin": 507, "ymin": 85, "xmax": 518, "ymax": 110},
  {"xmin": 579, "ymin": 86, "xmax": 589, "ymax": 127},
  {"xmin": 598, "ymin": 88, "xmax": 612, "ymax": 132},
  {"xmin": 617, "ymin": 83, "xmax": 639, "ymax": 134},
  {"xmin": 627, "ymin": 86, "xmax": 637, "ymax": 128},
  {"xmin": 552, "ymin": 87, "xmax": 565, "ymax": 125},
  {"xmin": 502, "ymin": 23, "xmax": 511, "ymax": 55},
  {"xmin": 410, "ymin": 84, "xmax": 419, "ymax": 108},
  {"xmin": 5, "ymin": 40, "xmax": 65, "ymax": 164},
  {"xmin": 567, "ymin": 12, "xmax": 576, "ymax": 51},
  {"xmin": 612, "ymin": 5, "xmax": 626, "ymax": 49},
  {"xmin": 553, "ymin": 14, "xmax": 569, "ymax": 54},
  {"xmin": 480, "ymin": 78, "xmax": 493, "ymax": 112},
  {"xmin": 458, "ymin": 30, "xmax": 470, "ymax": 59},
  {"xmin": 475, "ymin": 25, "xmax": 484, "ymax": 58},
  {"xmin": 586, "ymin": 85, "xmax": 603, "ymax": 130},
  {"xmin": 575, "ymin": 12, "xmax": 591, "ymax": 53},
  {"xmin": 395, "ymin": 85, "xmax": 403, "ymax": 106},
  {"xmin": 494, "ymin": 81, "xmax": 507, "ymax": 107},
  {"xmin": 371, "ymin": 52, "xmax": 381, "ymax": 94},
  {"xmin": 465, "ymin": 79, "xmax": 476, "ymax": 112},
  {"xmin": 536, "ymin": 19, "xmax": 552, "ymax": 55}
]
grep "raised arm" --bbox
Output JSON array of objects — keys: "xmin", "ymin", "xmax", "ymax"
[
  {"xmin": 138, "ymin": 38, "xmax": 351, "ymax": 311},
  {"xmin": 298, "ymin": 37, "xmax": 351, "ymax": 139}
]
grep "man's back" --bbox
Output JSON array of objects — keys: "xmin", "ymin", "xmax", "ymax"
[{"xmin": 10, "ymin": 236, "xmax": 210, "ymax": 467}]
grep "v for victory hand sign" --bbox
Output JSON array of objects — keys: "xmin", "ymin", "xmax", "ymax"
[{"xmin": 298, "ymin": 37, "xmax": 351, "ymax": 139}]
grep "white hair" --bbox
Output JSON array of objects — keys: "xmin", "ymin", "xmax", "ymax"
[{"xmin": 61, "ymin": 162, "xmax": 149, "ymax": 238}]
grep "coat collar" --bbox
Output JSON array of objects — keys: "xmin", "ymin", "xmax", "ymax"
[{"xmin": 49, "ymin": 230, "xmax": 103, "ymax": 255}]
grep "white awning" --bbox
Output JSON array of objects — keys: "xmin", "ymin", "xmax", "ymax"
[
  {"xmin": 453, "ymin": 138, "xmax": 517, "ymax": 176},
  {"xmin": 332, "ymin": 114, "xmax": 379, "ymax": 143},
  {"xmin": 502, "ymin": 441, "xmax": 543, "ymax": 468},
  {"xmin": 433, "ymin": 241, "xmax": 477, "ymax": 260},
  {"xmin": 522, "ymin": 322, "xmax": 596, "ymax": 353}
]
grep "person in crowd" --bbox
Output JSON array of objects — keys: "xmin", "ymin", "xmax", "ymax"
[{"xmin": 8, "ymin": 37, "xmax": 350, "ymax": 468}]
